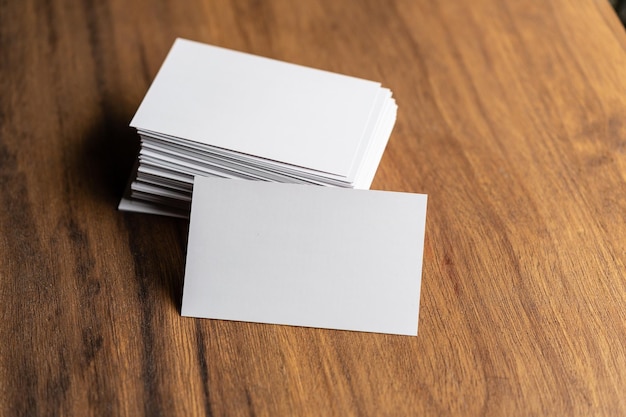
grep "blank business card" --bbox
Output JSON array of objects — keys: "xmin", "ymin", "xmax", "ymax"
[
  {"xmin": 131, "ymin": 38, "xmax": 391, "ymax": 179},
  {"xmin": 181, "ymin": 178, "xmax": 428, "ymax": 336}
]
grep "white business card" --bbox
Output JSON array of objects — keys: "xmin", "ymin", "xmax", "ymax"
[{"xmin": 181, "ymin": 177, "xmax": 428, "ymax": 336}]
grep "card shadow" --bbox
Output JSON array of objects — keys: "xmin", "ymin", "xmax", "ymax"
[{"xmin": 75, "ymin": 105, "xmax": 188, "ymax": 314}]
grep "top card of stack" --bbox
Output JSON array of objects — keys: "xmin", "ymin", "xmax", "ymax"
[{"xmin": 124, "ymin": 38, "xmax": 397, "ymax": 216}]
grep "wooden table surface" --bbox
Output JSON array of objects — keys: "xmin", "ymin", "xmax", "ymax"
[{"xmin": 2, "ymin": 0, "xmax": 626, "ymax": 416}]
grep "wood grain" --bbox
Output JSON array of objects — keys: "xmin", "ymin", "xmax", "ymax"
[{"xmin": 2, "ymin": 0, "xmax": 626, "ymax": 415}]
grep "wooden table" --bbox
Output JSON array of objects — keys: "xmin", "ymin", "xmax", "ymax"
[{"xmin": 2, "ymin": 1, "xmax": 626, "ymax": 415}]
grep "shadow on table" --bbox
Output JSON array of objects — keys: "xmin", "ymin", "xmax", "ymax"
[
  {"xmin": 610, "ymin": 0, "xmax": 626, "ymax": 25},
  {"xmin": 78, "ymin": 109, "xmax": 139, "ymax": 206},
  {"xmin": 76, "ymin": 107, "xmax": 188, "ymax": 314}
]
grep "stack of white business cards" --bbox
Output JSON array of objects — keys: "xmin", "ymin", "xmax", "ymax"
[
  {"xmin": 182, "ymin": 177, "xmax": 428, "ymax": 336},
  {"xmin": 119, "ymin": 38, "xmax": 397, "ymax": 217}
]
